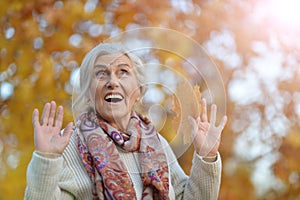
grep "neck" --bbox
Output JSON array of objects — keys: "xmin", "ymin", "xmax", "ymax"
[{"xmin": 108, "ymin": 114, "xmax": 131, "ymax": 132}]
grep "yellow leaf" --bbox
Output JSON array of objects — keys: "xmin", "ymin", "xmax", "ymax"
[
  {"xmin": 174, "ymin": 79, "xmax": 200, "ymax": 144},
  {"xmin": 193, "ymin": 84, "xmax": 202, "ymax": 102}
]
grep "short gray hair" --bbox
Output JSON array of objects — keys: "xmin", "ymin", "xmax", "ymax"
[{"xmin": 72, "ymin": 43, "xmax": 145, "ymax": 114}]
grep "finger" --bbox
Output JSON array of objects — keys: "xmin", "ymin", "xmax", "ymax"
[
  {"xmin": 48, "ymin": 101, "xmax": 57, "ymax": 126},
  {"xmin": 210, "ymin": 104, "xmax": 217, "ymax": 125},
  {"xmin": 41, "ymin": 103, "xmax": 50, "ymax": 126},
  {"xmin": 54, "ymin": 105, "xmax": 64, "ymax": 128},
  {"xmin": 196, "ymin": 116, "xmax": 200, "ymax": 124},
  {"xmin": 200, "ymin": 99, "xmax": 208, "ymax": 122},
  {"xmin": 197, "ymin": 116, "xmax": 209, "ymax": 133},
  {"xmin": 198, "ymin": 123, "xmax": 208, "ymax": 131},
  {"xmin": 32, "ymin": 109, "xmax": 40, "ymax": 127},
  {"xmin": 218, "ymin": 115, "xmax": 227, "ymax": 130}
]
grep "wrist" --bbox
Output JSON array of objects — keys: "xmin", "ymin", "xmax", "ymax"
[
  {"xmin": 202, "ymin": 154, "xmax": 218, "ymax": 162},
  {"xmin": 36, "ymin": 150, "xmax": 61, "ymax": 158}
]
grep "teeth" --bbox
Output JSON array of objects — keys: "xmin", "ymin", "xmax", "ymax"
[{"xmin": 105, "ymin": 94, "xmax": 123, "ymax": 100}]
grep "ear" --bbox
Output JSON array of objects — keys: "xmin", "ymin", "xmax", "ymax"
[
  {"xmin": 136, "ymin": 86, "xmax": 142, "ymax": 102},
  {"xmin": 139, "ymin": 85, "xmax": 146, "ymax": 96}
]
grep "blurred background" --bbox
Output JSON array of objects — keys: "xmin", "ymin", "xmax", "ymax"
[{"xmin": 1, "ymin": 0, "xmax": 300, "ymax": 199}]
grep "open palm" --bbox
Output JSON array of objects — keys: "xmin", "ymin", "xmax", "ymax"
[
  {"xmin": 189, "ymin": 99, "xmax": 227, "ymax": 157},
  {"xmin": 32, "ymin": 101, "xmax": 73, "ymax": 154}
]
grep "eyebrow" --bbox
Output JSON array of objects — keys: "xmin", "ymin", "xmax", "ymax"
[
  {"xmin": 94, "ymin": 64, "xmax": 107, "ymax": 69},
  {"xmin": 117, "ymin": 63, "xmax": 131, "ymax": 68},
  {"xmin": 94, "ymin": 63, "xmax": 131, "ymax": 69}
]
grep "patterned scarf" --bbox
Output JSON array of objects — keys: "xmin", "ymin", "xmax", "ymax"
[{"xmin": 77, "ymin": 108, "xmax": 170, "ymax": 200}]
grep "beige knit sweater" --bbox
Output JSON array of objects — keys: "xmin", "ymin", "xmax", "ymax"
[{"xmin": 25, "ymin": 132, "xmax": 222, "ymax": 199}]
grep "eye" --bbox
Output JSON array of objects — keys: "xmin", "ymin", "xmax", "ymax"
[
  {"xmin": 119, "ymin": 69, "xmax": 128, "ymax": 76},
  {"xmin": 96, "ymin": 70, "xmax": 107, "ymax": 79}
]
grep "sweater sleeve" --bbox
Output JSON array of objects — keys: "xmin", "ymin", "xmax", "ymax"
[
  {"xmin": 24, "ymin": 151, "xmax": 74, "ymax": 200},
  {"xmin": 179, "ymin": 152, "xmax": 222, "ymax": 199},
  {"xmin": 159, "ymin": 135, "xmax": 222, "ymax": 200}
]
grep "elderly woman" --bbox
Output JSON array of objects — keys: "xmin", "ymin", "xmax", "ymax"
[{"xmin": 25, "ymin": 43, "xmax": 227, "ymax": 199}]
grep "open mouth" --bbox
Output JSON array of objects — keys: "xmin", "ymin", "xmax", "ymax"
[{"xmin": 104, "ymin": 93, "xmax": 124, "ymax": 103}]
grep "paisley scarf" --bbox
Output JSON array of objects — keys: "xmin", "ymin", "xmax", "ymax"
[{"xmin": 77, "ymin": 108, "xmax": 170, "ymax": 200}]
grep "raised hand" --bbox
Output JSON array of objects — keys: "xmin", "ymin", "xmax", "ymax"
[
  {"xmin": 32, "ymin": 101, "xmax": 73, "ymax": 154},
  {"xmin": 189, "ymin": 99, "xmax": 227, "ymax": 160}
]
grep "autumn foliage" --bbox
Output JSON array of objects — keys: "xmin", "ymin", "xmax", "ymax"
[{"xmin": 1, "ymin": 0, "xmax": 300, "ymax": 199}]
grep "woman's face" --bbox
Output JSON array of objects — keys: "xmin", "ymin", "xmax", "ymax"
[{"xmin": 89, "ymin": 52, "xmax": 141, "ymax": 126}]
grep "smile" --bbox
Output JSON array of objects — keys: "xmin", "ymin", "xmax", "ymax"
[{"xmin": 104, "ymin": 93, "xmax": 124, "ymax": 103}]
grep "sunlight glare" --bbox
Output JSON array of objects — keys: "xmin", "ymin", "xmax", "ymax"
[{"xmin": 269, "ymin": 0, "xmax": 300, "ymax": 27}]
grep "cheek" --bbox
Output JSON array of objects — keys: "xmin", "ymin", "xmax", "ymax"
[
  {"xmin": 95, "ymin": 86, "xmax": 104, "ymax": 100},
  {"xmin": 129, "ymin": 85, "xmax": 141, "ymax": 104},
  {"xmin": 89, "ymin": 81, "xmax": 104, "ymax": 102}
]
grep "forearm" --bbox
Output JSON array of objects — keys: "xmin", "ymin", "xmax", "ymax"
[
  {"xmin": 180, "ymin": 152, "xmax": 222, "ymax": 200},
  {"xmin": 24, "ymin": 151, "xmax": 73, "ymax": 200}
]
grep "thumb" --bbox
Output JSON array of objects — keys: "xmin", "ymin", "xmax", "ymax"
[
  {"xmin": 188, "ymin": 115, "xmax": 197, "ymax": 139},
  {"xmin": 218, "ymin": 115, "xmax": 228, "ymax": 130},
  {"xmin": 62, "ymin": 122, "xmax": 73, "ymax": 141}
]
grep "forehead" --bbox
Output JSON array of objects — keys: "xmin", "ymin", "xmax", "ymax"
[{"xmin": 94, "ymin": 52, "xmax": 132, "ymax": 66}]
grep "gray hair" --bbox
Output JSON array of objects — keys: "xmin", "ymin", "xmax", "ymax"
[{"xmin": 72, "ymin": 43, "xmax": 146, "ymax": 114}]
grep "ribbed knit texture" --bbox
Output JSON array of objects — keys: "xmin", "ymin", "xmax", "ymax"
[{"xmin": 25, "ymin": 132, "xmax": 221, "ymax": 200}]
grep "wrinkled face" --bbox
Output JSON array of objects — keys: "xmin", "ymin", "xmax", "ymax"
[{"xmin": 89, "ymin": 52, "xmax": 141, "ymax": 125}]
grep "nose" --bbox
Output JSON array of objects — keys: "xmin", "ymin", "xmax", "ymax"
[{"xmin": 106, "ymin": 74, "xmax": 119, "ymax": 89}]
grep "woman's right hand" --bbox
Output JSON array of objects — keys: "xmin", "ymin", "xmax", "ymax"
[{"xmin": 32, "ymin": 101, "xmax": 73, "ymax": 154}]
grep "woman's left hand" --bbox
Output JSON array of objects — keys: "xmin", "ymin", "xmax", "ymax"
[{"xmin": 189, "ymin": 99, "xmax": 227, "ymax": 160}]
